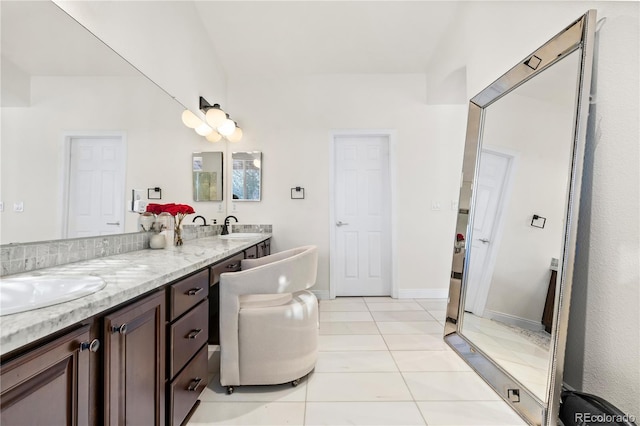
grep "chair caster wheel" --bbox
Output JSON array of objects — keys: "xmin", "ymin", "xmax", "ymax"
[
  {"xmin": 226, "ymin": 386, "xmax": 234, "ymax": 395},
  {"xmin": 291, "ymin": 379, "xmax": 300, "ymax": 387}
]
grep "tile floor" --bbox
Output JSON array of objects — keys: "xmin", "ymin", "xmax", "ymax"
[
  {"xmin": 461, "ymin": 313, "xmax": 550, "ymax": 401},
  {"xmin": 188, "ymin": 297, "xmax": 527, "ymax": 425}
]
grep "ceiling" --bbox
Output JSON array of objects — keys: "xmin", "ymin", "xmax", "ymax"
[
  {"xmin": 2, "ymin": 1, "xmax": 461, "ymax": 79},
  {"xmin": 194, "ymin": 1, "xmax": 462, "ymax": 76}
]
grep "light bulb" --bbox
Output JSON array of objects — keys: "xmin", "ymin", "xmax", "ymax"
[
  {"xmin": 218, "ymin": 118, "xmax": 236, "ymax": 136},
  {"xmin": 205, "ymin": 105, "xmax": 227, "ymax": 128},
  {"xmin": 206, "ymin": 130, "xmax": 222, "ymax": 143},
  {"xmin": 195, "ymin": 122, "xmax": 214, "ymax": 136},
  {"xmin": 227, "ymin": 126, "xmax": 243, "ymax": 142},
  {"xmin": 181, "ymin": 109, "xmax": 202, "ymax": 129}
]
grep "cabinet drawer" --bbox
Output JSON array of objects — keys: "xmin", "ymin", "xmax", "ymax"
[
  {"xmin": 210, "ymin": 253, "xmax": 244, "ymax": 285},
  {"xmin": 258, "ymin": 239, "xmax": 271, "ymax": 258},
  {"xmin": 169, "ymin": 300, "xmax": 208, "ymax": 379},
  {"xmin": 169, "ymin": 345, "xmax": 208, "ymax": 426},
  {"xmin": 244, "ymin": 245, "xmax": 258, "ymax": 259},
  {"xmin": 170, "ymin": 269, "xmax": 208, "ymax": 321}
]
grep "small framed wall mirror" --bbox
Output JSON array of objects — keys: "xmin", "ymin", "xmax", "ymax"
[
  {"xmin": 445, "ymin": 11, "xmax": 596, "ymax": 426},
  {"xmin": 232, "ymin": 151, "xmax": 262, "ymax": 201},
  {"xmin": 192, "ymin": 152, "xmax": 223, "ymax": 201}
]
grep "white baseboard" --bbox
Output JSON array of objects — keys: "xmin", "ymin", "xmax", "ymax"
[
  {"xmin": 312, "ymin": 290, "xmax": 331, "ymax": 300},
  {"xmin": 315, "ymin": 289, "xmax": 448, "ymax": 300},
  {"xmin": 397, "ymin": 288, "xmax": 449, "ymax": 299},
  {"xmin": 484, "ymin": 309, "xmax": 544, "ymax": 332}
]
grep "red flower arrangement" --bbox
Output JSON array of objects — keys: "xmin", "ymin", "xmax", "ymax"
[{"xmin": 146, "ymin": 203, "xmax": 195, "ymax": 246}]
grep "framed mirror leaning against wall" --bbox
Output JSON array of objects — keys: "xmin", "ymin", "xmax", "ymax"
[{"xmin": 444, "ymin": 11, "xmax": 596, "ymax": 426}]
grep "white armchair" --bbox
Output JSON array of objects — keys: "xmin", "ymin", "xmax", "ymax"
[{"xmin": 219, "ymin": 245, "xmax": 319, "ymax": 394}]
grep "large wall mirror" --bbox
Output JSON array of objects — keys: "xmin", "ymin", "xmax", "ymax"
[
  {"xmin": 231, "ymin": 151, "xmax": 262, "ymax": 201},
  {"xmin": 445, "ymin": 11, "xmax": 596, "ymax": 425},
  {"xmin": 192, "ymin": 152, "xmax": 223, "ymax": 201},
  {"xmin": 1, "ymin": 1, "xmax": 186, "ymax": 244}
]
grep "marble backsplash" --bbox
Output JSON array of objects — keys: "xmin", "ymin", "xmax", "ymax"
[{"xmin": 0, "ymin": 224, "xmax": 272, "ymax": 277}]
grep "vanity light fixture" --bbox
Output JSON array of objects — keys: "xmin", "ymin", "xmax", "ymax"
[
  {"xmin": 218, "ymin": 114, "xmax": 236, "ymax": 136},
  {"xmin": 182, "ymin": 96, "xmax": 243, "ymax": 142},
  {"xmin": 205, "ymin": 104, "xmax": 227, "ymax": 128},
  {"xmin": 227, "ymin": 124, "xmax": 243, "ymax": 143},
  {"xmin": 181, "ymin": 109, "xmax": 202, "ymax": 129},
  {"xmin": 195, "ymin": 122, "xmax": 214, "ymax": 136},
  {"xmin": 206, "ymin": 130, "xmax": 223, "ymax": 143}
]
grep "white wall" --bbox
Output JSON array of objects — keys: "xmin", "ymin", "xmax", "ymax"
[
  {"xmin": 224, "ymin": 73, "xmax": 466, "ymax": 297},
  {"xmin": 428, "ymin": 1, "xmax": 639, "ymax": 417}
]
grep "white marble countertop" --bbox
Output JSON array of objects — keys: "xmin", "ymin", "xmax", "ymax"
[{"xmin": 0, "ymin": 234, "xmax": 271, "ymax": 356}]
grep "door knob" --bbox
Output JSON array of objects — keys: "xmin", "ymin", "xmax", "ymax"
[{"xmin": 336, "ymin": 221, "xmax": 349, "ymax": 227}]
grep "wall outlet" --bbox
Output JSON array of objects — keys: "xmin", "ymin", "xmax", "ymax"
[
  {"xmin": 431, "ymin": 201, "xmax": 441, "ymax": 211},
  {"xmin": 0, "ymin": 202, "xmax": 3, "ymax": 212},
  {"xmin": 14, "ymin": 201, "xmax": 24, "ymax": 212}
]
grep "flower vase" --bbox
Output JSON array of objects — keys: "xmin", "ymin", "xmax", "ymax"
[
  {"xmin": 173, "ymin": 216, "xmax": 183, "ymax": 246},
  {"xmin": 174, "ymin": 225, "xmax": 183, "ymax": 246}
]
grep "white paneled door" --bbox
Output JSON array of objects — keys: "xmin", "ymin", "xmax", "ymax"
[
  {"xmin": 333, "ymin": 134, "xmax": 391, "ymax": 296},
  {"xmin": 66, "ymin": 136, "xmax": 125, "ymax": 238},
  {"xmin": 464, "ymin": 149, "xmax": 512, "ymax": 315}
]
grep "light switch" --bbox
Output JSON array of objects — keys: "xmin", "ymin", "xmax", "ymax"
[{"xmin": 14, "ymin": 202, "xmax": 24, "ymax": 212}]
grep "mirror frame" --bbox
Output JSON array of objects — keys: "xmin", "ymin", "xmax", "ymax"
[{"xmin": 444, "ymin": 10, "xmax": 596, "ymax": 425}]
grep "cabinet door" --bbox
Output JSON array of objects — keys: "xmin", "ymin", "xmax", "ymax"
[
  {"xmin": 0, "ymin": 325, "xmax": 93, "ymax": 426},
  {"xmin": 103, "ymin": 291, "xmax": 165, "ymax": 426},
  {"xmin": 257, "ymin": 239, "xmax": 271, "ymax": 258}
]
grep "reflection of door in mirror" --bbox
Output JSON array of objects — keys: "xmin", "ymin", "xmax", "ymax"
[
  {"xmin": 464, "ymin": 149, "xmax": 513, "ymax": 315},
  {"xmin": 65, "ymin": 135, "xmax": 125, "ymax": 238},
  {"xmin": 460, "ymin": 49, "xmax": 581, "ymax": 403},
  {"xmin": 192, "ymin": 152, "xmax": 223, "ymax": 201},
  {"xmin": 231, "ymin": 152, "xmax": 261, "ymax": 201}
]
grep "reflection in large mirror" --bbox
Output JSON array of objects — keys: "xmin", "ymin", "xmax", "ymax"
[
  {"xmin": 231, "ymin": 151, "xmax": 262, "ymax": 201},
  {"xmin": 193, "ymin": 152, "xmax": 223, "ymax": 201},
  {"xmin": 0, "ymin": 1, "xmax": 185, "ymax": 244},
  {"xmin": 445, "ymin": 11, "xmax": 595, "ymax": 425}
]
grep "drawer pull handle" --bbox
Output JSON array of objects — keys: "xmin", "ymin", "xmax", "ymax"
[
  {"xmin": 187, "ymin": 287, "xmax": 203, "ymax": 296},
  {"xmin": 226, "ymin": 263, "xmax": 239, "ymax": 269},
  {"xmin": 186, "ymin": 329, "xmax": 202, "ymax": 339},
  {"xmin": 112, "ymin": 324, "xmax": 127, "ymax": 335},
  {"xmin": 247, "ymin": 254, "xmax": 255, "ymax": 258},
  {"xmin": 187, "ymin": 377, "xmax": 203, "ymax": 392},
  {"xmin": 79, "ymin": 338, "xmax": 100, "ymax": 352}
]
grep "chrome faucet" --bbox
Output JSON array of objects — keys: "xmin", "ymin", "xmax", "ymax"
[
  {"xmin": 221, "ymin": 215, "xmax": 238, "ymax": 235},
  {"xmin": 192, "ymin": 215, "xmax": 207, "ymax": 226}
]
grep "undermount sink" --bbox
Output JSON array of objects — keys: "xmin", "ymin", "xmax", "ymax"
[
  {"xmin": 0, "ymin": 275, "xmax": 106, "ymax": 316},
  {"xmin": 219, "ymin": 233, "xmax": 264, "ymax": 240}
]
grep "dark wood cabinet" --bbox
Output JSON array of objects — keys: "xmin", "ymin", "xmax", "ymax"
[
  {"xmin": 0, "ymin": 325, "xmax": 94, "ymax": 426},
  {"xmin": 167, "ymin": 269, "xmax": 209, "ymax": 426},
  {"xmin": 103, "ymin": 291, "xmax": 166, "ymax": 426},
  {"xmin": 542, "ymin": 269, "xmax": 557, "ymax": 333},
  {"xmin": 208, "ymin": 253, "xmax": 244, "ymax": 345},
  {"xmin": 0, "ymin": 238, "xmax": 271, "ymax": 425},
  {"xmin": 257, "ymin": 239, "xmax": 271, "ymax": 258}
]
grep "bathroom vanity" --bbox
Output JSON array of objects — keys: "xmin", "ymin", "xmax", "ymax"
[{"xmin": 0, "ymin": 233, "xmax": 271, "ymax": 425}]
